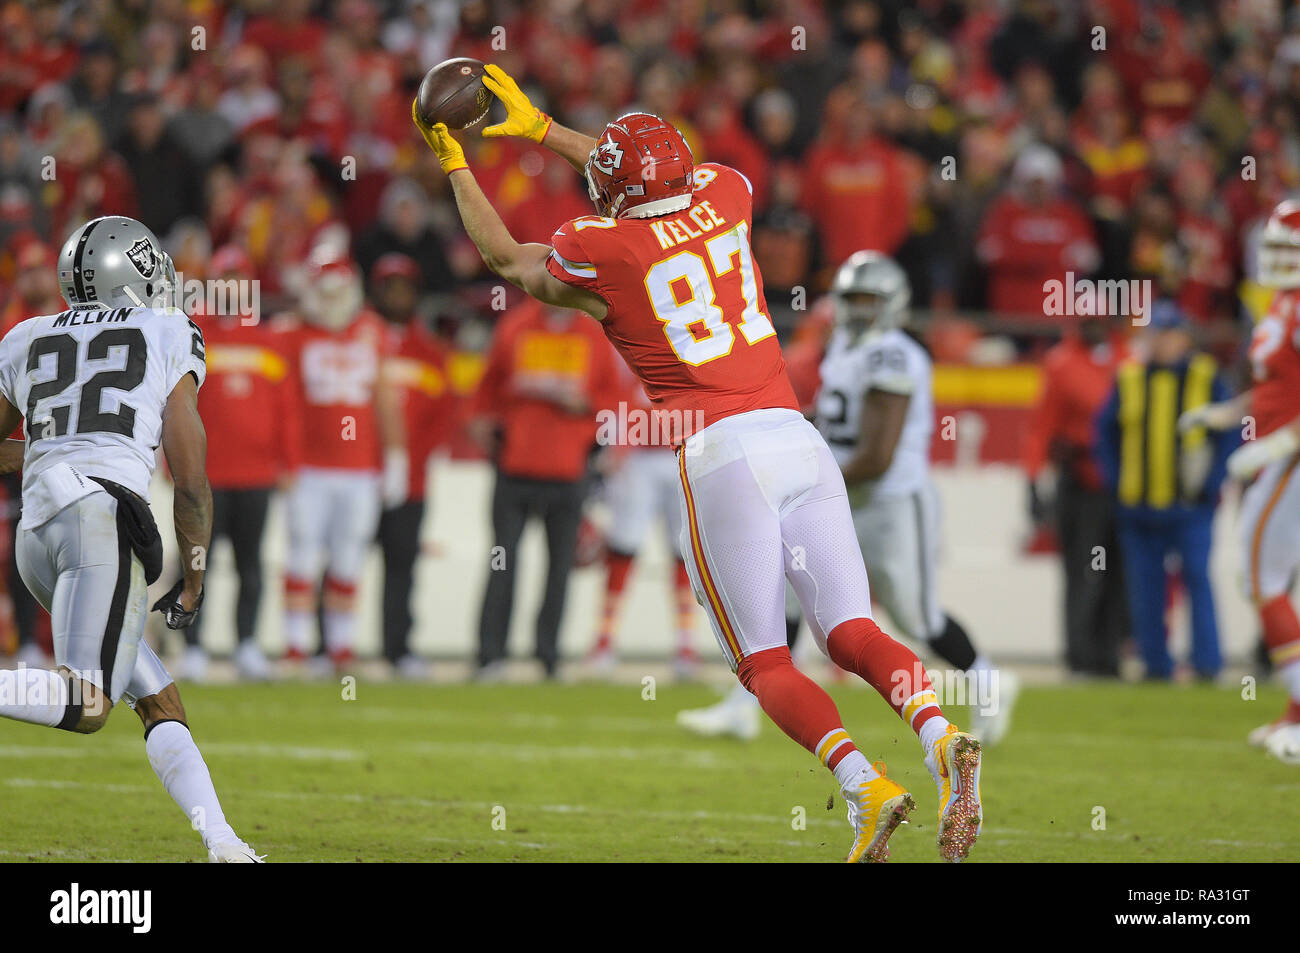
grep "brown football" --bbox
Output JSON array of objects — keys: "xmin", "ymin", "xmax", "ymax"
[{"xmin": 415, "ymin": 57, "xmax": 491, "ymax": 130}]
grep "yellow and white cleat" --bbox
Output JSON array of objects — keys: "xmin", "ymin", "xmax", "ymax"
[
  {"xmin": 844, "ymin": 764, "xmax": 915, "ymax": 863},
  {"xmin": 926, "ymin": 726, "xmax": 983, "ymax": 863}
]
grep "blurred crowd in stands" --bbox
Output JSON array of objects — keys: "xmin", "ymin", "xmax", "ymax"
[{"xmin": 2, "ymin": 0, "xmax": 1297, "ymax": 346}]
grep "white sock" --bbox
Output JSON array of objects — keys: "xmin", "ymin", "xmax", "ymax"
[
  {"xmin": 323, "ymin": 610, "xmax": 356, "ymax": 655},
  {"xmin": 1279, "ymin": 660, "xmax": 1300, "ymax": 704},
  {"xmin": 283, "ymin": 609, "xmax": 312, "ymax": 652},
  {"xmin": 833, "ymin": 749, "xmax": 878, "ymax": 789},
  {"xmin": 0, "ymin": 668, "xmax": 72, "ymax": 727},
  {"xmin": 919, "ymin": 715, "xmax": 953, "ymax": 755},
  {"xmin": 971, "ymin": 654, "xmax": 996, "ymax": 676},
  {"xmin": 145, "ymin": 721, "xmax": 238, "ymax": 849}
]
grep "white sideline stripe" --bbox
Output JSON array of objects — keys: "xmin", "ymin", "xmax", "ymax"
[{"xmin": 7, "ymin": 779, "xmax": 1297, "ymax": 851}]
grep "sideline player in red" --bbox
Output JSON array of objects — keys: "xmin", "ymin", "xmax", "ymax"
[
  {"xmin": 1182, "ymin": 198, "xmax": 1300, "ymax": 761},
  {"xmin": 413, "ymin": 65, "xmax": 984, "ymax": 861}
]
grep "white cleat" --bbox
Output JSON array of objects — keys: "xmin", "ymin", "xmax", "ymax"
[
  {"xmin": 676, "ymin": 695, "xmax": 760, "ymax": 741},
  {"xmin": 179, "ymin": 646, "xmax": 209, "ymax": 684},
  {"xmin": 585, "ymin": 643, "xmax": 618, "ymax": 678},
  {"xmin": 208, "ymin": 839, "xmax": 265, "ymax": 863},
  {"xmin": 235, "ymin": 641, "xmax": 273, "ymax": 681},
  {"xmin": 1248, "ymin": 717, "xmax": 1300, "ymax": 748},
  {"xmin": 395, "ymin": 654, "xmax": 433, "ymax": 681},
  {"xmin": 969, "ymin": 669, "xmax": 1020, "ymax": 746},
  {"xmin": 15, "ymin": 641, "xmax": 52, "ymax": 669},
  {"xmin": 1265, "ymin": 723, "xmax": 1300, "ymax": 764}
]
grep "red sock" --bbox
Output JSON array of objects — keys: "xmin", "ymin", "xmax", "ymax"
[
  {"xmin": 737, "ymin": 647, "xmax": 860, "ymax": 770},
  {"xmin": 827, "ymin": 617, "xmax": 946, "ymax": 737},
  {"xmin": 1261, "ymin": 594, "xmax": 1300, "ymax": 667},
  {"xmin": 672, "ymin": 560, "xmax": 694, "ymax": 642},
  {"xmin": 595, "ymin": 552, "xmax": 635, "ymax": 645}
]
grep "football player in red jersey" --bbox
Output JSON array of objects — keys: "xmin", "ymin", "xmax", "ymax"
[
  {"xmin": 1181, "ymin": 199, "xmax": 1300, "ymax": 761},
  {"xmin": 413, "ymin": 65, "xmax": 984, "ymax": 861},
  {"xmin": 280, "ymin": 245, "xmax": 407, "ymax": 673}
]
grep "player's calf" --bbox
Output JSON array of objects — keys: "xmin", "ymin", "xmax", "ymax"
[
  {"xmin": 0, "ymin": 666, "xmax": 111, "ymax": 733},
  {"xmin": 134, "ymin": 682, "xmax": 263, "ymax": 862}
]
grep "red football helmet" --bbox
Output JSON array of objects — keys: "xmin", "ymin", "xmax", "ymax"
[
  {"xmin": 1259, "ymin": 198, "xmax": 1300, "ymax": 289},
  {"xmin": 584, "ymin": 112, "xmax": 694, "ymax": 219}
]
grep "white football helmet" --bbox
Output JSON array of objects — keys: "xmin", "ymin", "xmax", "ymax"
[
  {"xmin": 58, "ymin": 216, "xmax": 177, "ymax": 310},
  {"xmin": 830, "ymin": 250, "xmax": 910, "ymax": 344},
  {"xmin": 1258, "ymin": 198, "xmax": 1300, "ymax": 289}
]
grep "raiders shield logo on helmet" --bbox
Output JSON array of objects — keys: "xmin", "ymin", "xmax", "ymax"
[{"xmin": 125, "ymin": 238, "xmax": 158, "ymax": 278}]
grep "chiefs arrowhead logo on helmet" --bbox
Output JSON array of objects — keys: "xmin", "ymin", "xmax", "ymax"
[
  {"xmin": 591, "ymin": 136, "xmax": 624, "ymax": 175},
  {"xmin": 584, "ymin": 112, "xmax": 693, "ymax": 220}
]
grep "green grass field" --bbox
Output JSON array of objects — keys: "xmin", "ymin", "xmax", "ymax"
[{"xmin": 2, "ymin": 677, "xmax": 1296, "ymax": 862}]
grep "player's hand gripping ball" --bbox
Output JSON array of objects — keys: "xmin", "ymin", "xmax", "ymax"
[
  {"xmin": 411, "ymin": 99, "xmax": 467, "ymax": 174},
  {"xmin": 480, "ymin": 64, "xmax": 552, "ymax": 143}
]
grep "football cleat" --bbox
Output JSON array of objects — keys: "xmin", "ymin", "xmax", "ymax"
[
  {"xmin": 208, "ymin": 839, "xmax": 265, "ymax": 863},
  {"xmin": 1248, "ymin": 716, "xmax": 1300, "ymax": 748},
  {"xmin": 1264, "ymin": 723, "xmax": 1300, "ymax": 764},
  {"xmin": 676, "ymin": 694, "xmax": 760, "ymax": 741},
  {"xmin": 178, "ymin": 646, "xmax": 209, "ymax": 684},
  {"xmin": 585, "ymin": 637, "xmax": 617, "ymax": 676},
  {"xmin": 844, "ymin": 764, "xmax": 915, "ymax": 863},
  {"xmin": 925, "ymin": 725, "xmax": 983, "ymax": 862},
  {"xmin": 235, "ymin": 641, "xmax": 272, "ymax": 682},
  {"xmin": 968, "ymin": 669, "xmax": 1020, "ymax": 746},
  {"xmin": 671, "ymin": 645, "xmax": 699, "ymax": 681}
]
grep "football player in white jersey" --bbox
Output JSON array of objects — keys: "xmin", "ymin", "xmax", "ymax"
[
  {"xmin": 816, "ymin": 251, "xmax": 1018, "ymax": 742},
  {"xmin": 0, "ymin": 217, "xmax": 262, "ymax": 861}
]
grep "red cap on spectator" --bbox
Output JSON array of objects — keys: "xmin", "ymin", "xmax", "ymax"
[
  {"xmin": 211, "ymin": 244, "xmax": 254, "ymax": 277},
  {"xmin": 371, "ymin": 252, "xmax": 420, "ymax": 284}
]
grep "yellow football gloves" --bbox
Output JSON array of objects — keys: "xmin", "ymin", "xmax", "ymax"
[
  {"xmin": 481, "ymin": 64, "xmax": 553, "ymax": 143},
  {"xmin": 411, "ymin": 98, "xmax": 467, "ymax": 175}
]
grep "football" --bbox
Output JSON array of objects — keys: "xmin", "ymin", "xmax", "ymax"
[{"xmin": 415, "ymin": 57, "xmax": 491, "ymax": 130}]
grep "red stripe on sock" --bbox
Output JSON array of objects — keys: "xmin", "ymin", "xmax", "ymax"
[{"xmin": 826, "ymin": 741, "xmax": 858, "ymax": 771}]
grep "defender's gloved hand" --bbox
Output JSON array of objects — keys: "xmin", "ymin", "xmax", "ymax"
[
  {"xmin": 152, "ymin": 580, "xmax": 204, "ymax": 630},
  {"xmin": 481, "ymin": 64, "xmax": 552, "ymax": 143},
  {"xmin": 1227, "ymin": 428, "xmax": 1300, "ymax": 481},
  {"xmin": 412, "ymin": 99, "xmax": 468, "ymax": 174}
]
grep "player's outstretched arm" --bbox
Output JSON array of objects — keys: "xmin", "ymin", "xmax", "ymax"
[
  {"xmin": 480, "ymin": 64, "xmax": 595, "ymax": 172},
  {"xmin": 160, "ymin": 373, "xmax": 212, "ymax": 610},
  {"xmin": 414, "ymin": 105, "xmax": 607, "ymax": 318}
]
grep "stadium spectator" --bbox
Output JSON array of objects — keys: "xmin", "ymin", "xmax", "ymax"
[
  {"xmin": 1023, "ymin": 314, "xmax": 1131, "ymax": 677},
  {"xmin": 469, "ymin": 299, "xmax": 619, "ymax": 680},
  {"xmin": 801, "ymin": 89, "xmax": 910, "ymax": 267},
  {"xmin": 1095, "ymin": 301, "xmax": 1239, "ymax": 680},
  {"xmin": 370, "ymin": 253, "xmax": 454, "ymax": 678},
  {"xmin": 184, "ymin": 245, "xmax": 297, "ymax": 682},
  {"xmin": 976, "ymin": 143, "xmax": 1099, "ymax": 319},
  {"xmin": 115, "ymin": 93, "xmax": 201, "ymax": 237},
  {"xmin": 0, "ymin": 239, "xmax": 58, "ymax": 667},
  {"xmin": 356, "ymin": 177, "xmax": 457, "ymax": 295}
]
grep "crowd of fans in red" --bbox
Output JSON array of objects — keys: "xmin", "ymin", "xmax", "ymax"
[{"xmin": 2, "ymin": 0, "xmax": 1297, "ymax": 348}]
